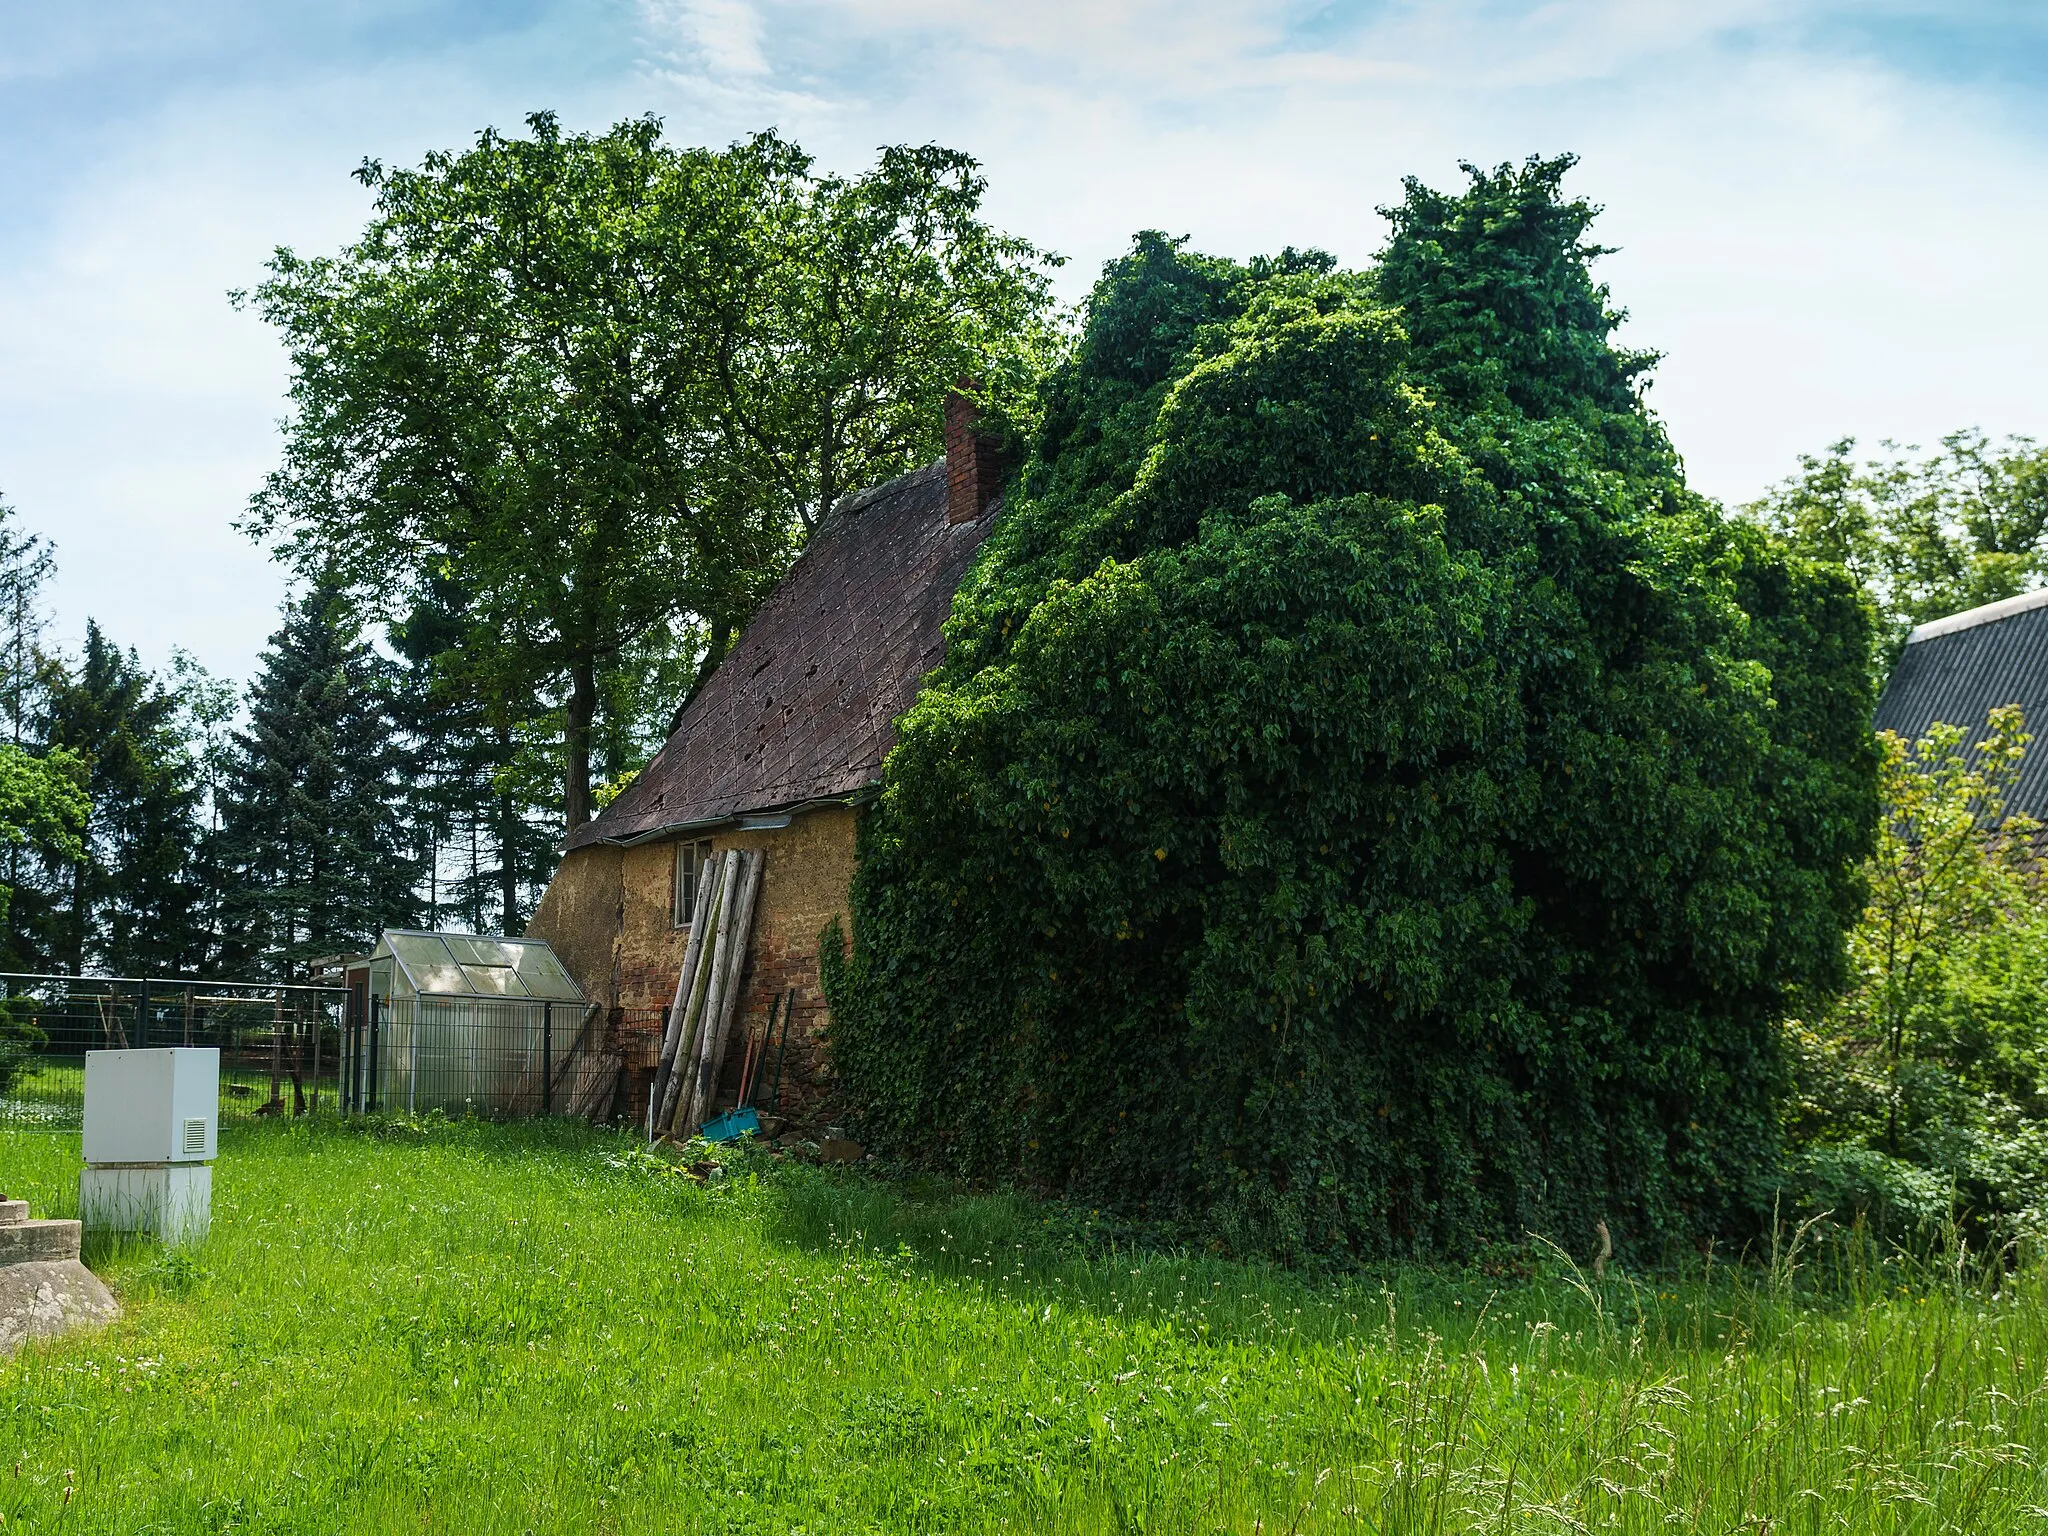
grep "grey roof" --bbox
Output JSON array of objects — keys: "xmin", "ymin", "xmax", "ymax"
[
  {"xmin": 566, "ymin": 462, "xmax": 995, "ymax": 850},
  {"xmin": 370, "ymin": 930, "xmax": 586, "ymax": 1001},
  {"xmin": 1875, "ymin": 589, "xmax": 2048, "ymax": 817}
]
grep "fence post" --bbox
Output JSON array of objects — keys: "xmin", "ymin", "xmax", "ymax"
[
  {"xmin": 136, "ymin": 975, "xmax": 149, "ymax": 1049},
  {"xmin": 368, "ymin": 994, "xmax": 382, "ymax": 1114},
  {"xmin": 308, "ymin": 992, "xmax": 322, "ymax": 1115},
  {"xmin": 542, "ymin": 1002, "xmax": 553, "ymax": 1116}
]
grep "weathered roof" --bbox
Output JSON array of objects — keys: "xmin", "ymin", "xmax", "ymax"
[
  {"xmin": 567, "ymin": 462, "xmax": 994, "ymax": 850},
  {"xmin": 1875, "ymin": 589, "xmax": 2048, "ymax": 817},
  {"xmin": 370, "ymin": 930, "xmax": 586, "ymax": 1001}
]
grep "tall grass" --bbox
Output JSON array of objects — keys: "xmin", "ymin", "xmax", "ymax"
[{"xmin": 2, "ymin": 1117, "xmax": 2046, "ymax": 1532}]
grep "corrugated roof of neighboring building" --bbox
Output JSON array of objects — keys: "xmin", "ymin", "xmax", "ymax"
[
  {"xmin": 1874, "ymin": 589, "xmax": 2048, "ymax": 817},
  {"xmin": 566, "ymin": 461, "xmax": 994, "ymax": 850}
]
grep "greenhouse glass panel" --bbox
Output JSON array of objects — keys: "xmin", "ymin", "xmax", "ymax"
[
  {"xmin": 509, "ymin": 944, "xmax": 584, "ymax": 1001},
  {"xmin": 460, "ymin": 964, "xmax": 530, "ymax": 997},
  {"xmin": 445, "ymin": 935, "xmax": 519, "ymax": 968},
  {"xmin": 387, "ymin": 933, "xmax": 468, "ymax": 995}
]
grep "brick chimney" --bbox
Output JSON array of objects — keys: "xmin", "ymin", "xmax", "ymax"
[{"xmin": 945, "ymin": 385, "xmax": 1004, "ymax": 526}]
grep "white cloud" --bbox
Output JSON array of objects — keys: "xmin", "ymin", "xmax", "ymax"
[
  {"xmin": 639, "ymin": 0, "xmax": 773, "ymax": 78},
  {"xmin": 4, "ymin": 0, "xmax": 2044, "ymax": 686}
]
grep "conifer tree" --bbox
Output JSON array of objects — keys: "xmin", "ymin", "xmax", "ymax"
[
  {"xmin": 43, "ymin": 623, "xmax": 204, "ymax": 975},
  {"xmin": 219, "ymin": 582, "xmax": 419, "ymax": 974},
  {"xmin": 0, "ymin": 495, "xmax": 60, "ymax": 971}
]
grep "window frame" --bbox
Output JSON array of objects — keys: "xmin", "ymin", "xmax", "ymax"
[{"xmin": 673, "ymin": 838, "xmax": 715, "ymax": 929}]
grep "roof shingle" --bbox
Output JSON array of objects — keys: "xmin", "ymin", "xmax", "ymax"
[
  {"xmin": 566, "ymin": 462, "xmax": 993, "ymax": 849},
  {"xmin": 1874, "ymin": 590, "xmax": 2048, "ymax": 818}
]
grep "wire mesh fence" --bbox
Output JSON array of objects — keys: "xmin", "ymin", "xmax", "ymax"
[
  {"xmin": 338, "ymin": 994, "xmax": 602, "ymax": 1120},
  {"xmin": 0, "ymin": 974, "xmax": 346, "ymax": 1132}
]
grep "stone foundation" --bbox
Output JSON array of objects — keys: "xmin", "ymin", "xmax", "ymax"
[{"xmin": 0, "ymin": 1198, "xmax": 118, "ymax": 1355}]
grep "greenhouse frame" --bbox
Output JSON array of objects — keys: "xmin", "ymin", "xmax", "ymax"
[{"xmin": 342, "ymin": 931, "xmax": 589, "ymax": 1116}]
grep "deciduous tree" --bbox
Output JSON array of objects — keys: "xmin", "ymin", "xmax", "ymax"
[{"xmin": 243, "ymin": 113, "xmax": 1056, "ymax": 832}]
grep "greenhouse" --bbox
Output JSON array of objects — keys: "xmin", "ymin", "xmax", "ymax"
[{"xmin": 344, "ymin": 931, "xmax": 589, "ymax": 1116}]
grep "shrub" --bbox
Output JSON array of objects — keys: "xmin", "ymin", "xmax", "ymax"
[
  {"xmin": 0, "ymin": 1036, "xmax": 38, "ymax": 1096},
  {"xmin": 827, "ymin": 160, "xmax": 1877, "ymax": 1262},
  {"xmin": 1787, "ymin": 709, "xmax": 2048, "ymax": 1240}
]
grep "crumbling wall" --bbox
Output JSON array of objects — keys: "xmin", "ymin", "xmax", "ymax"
[
  {"xmin": 524, "ymin": 842, "xmax": 625, "ymax": 1011},
  {"xmin": 531, "ymin": 805, "xmax": 858, "ymax": 1133}
]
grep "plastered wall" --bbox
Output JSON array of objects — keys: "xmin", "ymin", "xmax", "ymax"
[{"xmin": 525, "ymin": 805, "xmax": 858, "ymax": 1133}]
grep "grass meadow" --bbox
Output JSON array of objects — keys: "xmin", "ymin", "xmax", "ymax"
[{"xmin": 2, "ymin": 1116, "xmax": 2047, "ymax": 1533}]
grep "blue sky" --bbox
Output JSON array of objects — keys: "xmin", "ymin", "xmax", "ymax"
[{"xmin": 3, "ymin": 0, "xmax": 2045, "ymax": 687}]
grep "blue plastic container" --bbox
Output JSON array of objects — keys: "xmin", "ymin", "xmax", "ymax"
[{"xmin": 699, "ymin": 1106, "xmax": 760, "ymax": 1143}]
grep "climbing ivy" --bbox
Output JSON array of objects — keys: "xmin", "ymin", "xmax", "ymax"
[{"xmin": 825, "ymin": 158, "xmax": 1879, "ymax": 1262}]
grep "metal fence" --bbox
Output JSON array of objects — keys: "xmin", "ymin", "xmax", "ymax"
[
  {"xmin": 0, "ymin": 973, "xmax": 346, "ymax": 1132},
  {"xmin": 339, "ymin": 994, "xmax": 590, "ymax": 1119}
]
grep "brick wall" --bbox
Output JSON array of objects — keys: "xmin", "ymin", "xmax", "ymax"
[
  {"xmin": 527, "ymin": 804, "xmax": 859, "ymax": 1134},
  {"xmin": 945, "ymin": 390, "xmax": 1003, "ymax": 526}
]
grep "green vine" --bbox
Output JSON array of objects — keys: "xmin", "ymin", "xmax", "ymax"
[{"xmin": 825, "ymin": 159, "xmax": 1878, "ymax": 1262}]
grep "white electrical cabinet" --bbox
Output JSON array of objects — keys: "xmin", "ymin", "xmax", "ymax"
[
  {"xmin": 83, "ymin": 1048, "xmax": 218, "ymax": 1164},
  {"xmin": 80, "ymin": 1048, "xmax": 218, "ymax": 1246}
]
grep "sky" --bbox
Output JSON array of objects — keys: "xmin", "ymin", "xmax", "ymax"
[{"xmin": 2, "ymin": 0, "xmax": 2044, "ymax": 689}]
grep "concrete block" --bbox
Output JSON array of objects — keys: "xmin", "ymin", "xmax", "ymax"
[
  {"xmin": 0, "ymin": 1220, "xmax": 80, "ymax": 1265},
  {"xmin": 80, "ymin": 1163, "xmax": 211, "ymax": 1246},
  {"xmin": 0, "ymin": 1199, "xmax": 28, "ymax": 1226}
]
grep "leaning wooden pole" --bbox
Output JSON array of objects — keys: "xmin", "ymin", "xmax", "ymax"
[
  {"xmin": 679, "ymin": 850, "xmax": 763, "ymax": 1136},
  {"xmin": 647, "ymin": 858, "xmax": 719, "ymax": 1140},
  {"xmin": 670, "ymin": 851, "xmax": 744, "ymax": 1138},
  {"xmin": 657, "ymin": 851, "xmax": 738, "ymax": 1137}
]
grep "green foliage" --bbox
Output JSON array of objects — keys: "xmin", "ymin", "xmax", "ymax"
[
  {"xmin": 0, "ymin": 741, "xmax": 86, "ymax": 879},
  {"xmin": 42, "ymin": 622, "xmax": 206, "ymax": 975},
  {"xmin": 1375, "ymin": 153, "xmax": 1659, "ymax": 426},
  {"xmin": 243, "ymin": 112, "xmax": 1058, "ymax": 831},
  {"xmin": 216, "ymin": 580, "xmax": 420, "ymax": 974},
  {"xmin": 827, "ymin": 160, "xmax": 1878, "ymax": 1262},
  {"xmin": 1748, "ymin": 429, "xmax": 2048, "ymax": 656},
  {"xmin": 1787, "ymin": 709, "xmax": 2048, "ymax": 1238}
]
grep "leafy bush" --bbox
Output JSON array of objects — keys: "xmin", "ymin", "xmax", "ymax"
[
  {"xmin": 1787, "ymin": 709, "xmax": 2048, "ymax": 1241},
  {"xmin": 826, "ymin": 158, "xmax": 1878, "ymax": 1262},
  {"xmin": 0, "ymin": 1035, "xmax": 38, "ymax": 1096}
]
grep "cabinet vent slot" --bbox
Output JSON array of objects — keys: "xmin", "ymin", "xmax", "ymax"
[{"xmin": 182, "ymin": 1117, "xmax": 207, "ymax": 1156}]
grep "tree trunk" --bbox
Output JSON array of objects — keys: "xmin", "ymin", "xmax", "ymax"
[
  {"xmin": 565, "ymin": 658, "xmax": 596, "ymax": 831},
  {"xmin": 67, "ymin": 853, "xmax": 88, "ymax": 975},
  {"xmin": 498, "ymin": 720, "xmax": 520, "ymax": 934}
]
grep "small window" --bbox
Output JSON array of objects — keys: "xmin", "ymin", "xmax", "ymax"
[{"xmin": 673, "ymin": 839, "xmax": 715, "ymax": 927}]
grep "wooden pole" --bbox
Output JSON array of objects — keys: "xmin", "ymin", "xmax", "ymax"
[
  {"xmin": 680, "ymin": 849, "xmax": 763, "ymax": 1136},
  {"xmin": 656, "ymin": 850, "xmax": 737, "ymax": 1137},
  {"xmin": 669, "ymin": 850, "xmax": 745, "ymax": 1138},
  {"xmin": 648, "ymin": 856, "xmax": 719, "ymax": 1139}
]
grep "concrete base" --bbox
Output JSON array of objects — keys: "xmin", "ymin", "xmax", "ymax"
[
  {"xmin": 0, "ymin": 1217, "xmax": 82, "ymax": 1265},
  {"xmin": 80, "ymin": 1163, "xmax": 211, "ymax": 1245},
  {"xmin": 0, "ymin": 1260, "xmax": 119, "ymax": 1355}
]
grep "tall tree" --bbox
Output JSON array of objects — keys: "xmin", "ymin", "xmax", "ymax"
[
  {"xmin": 0, "ymin": 495, "xmax": 54, "ymax": 752},
  {"xmin": 243, "ymin": 112, "xmax": 1058, "ymax": 833},
  {"xmin": 170, "ymin": 649, "xmax": 241, "ymax": 971},
  {"xmin": 218, "ymin": 583, "xmax": 419, "ymax": 975},
  {"xmin": 390, "ymin": 578, "xmax": 557, "ymax": 935},
  {"xmin": 830, "ymin": 163, "xmax": 1877, "ymax": 1262},
  {"xmin": 1749, "ymin": 430, "xmax": 2048, "ymax": 656},
  {"xmin": 44, "ymin": 623, "xmax": 204, "ymax": 975},
  {"xmin": 0, "ymin": 495, "xmax": 60, "ymax": 970}
]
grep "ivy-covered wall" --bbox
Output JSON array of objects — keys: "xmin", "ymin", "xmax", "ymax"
[{"xmin": 824, "ymin": 157, "xmax": 1879, "ymax": 1263}]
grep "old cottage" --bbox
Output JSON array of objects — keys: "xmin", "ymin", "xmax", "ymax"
[{"xmin": 524, "ymin": 400, "xmax": 1005, "ymax": 1130}]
